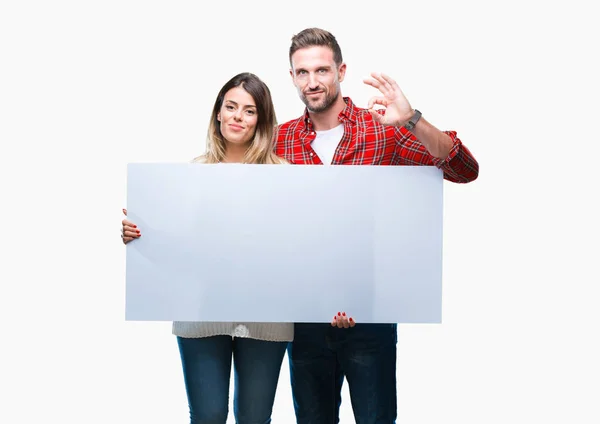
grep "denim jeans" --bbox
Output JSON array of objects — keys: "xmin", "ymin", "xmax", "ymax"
[
  {"xmin": 177, "ymin": 335, "xmax": 288, "ymax": 424},
  {"xmin": 288, "ymin": 323, "xmax": 397, "ymax": 424}
]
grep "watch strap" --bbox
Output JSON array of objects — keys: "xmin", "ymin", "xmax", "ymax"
[{"xmin": 404, "ymin": 109, "xmax": 421, "ymax": 130}]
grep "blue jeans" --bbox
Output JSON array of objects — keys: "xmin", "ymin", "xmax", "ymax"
[
  {"xmin": 288, "ymin": 323, "xmax": 397, "ymax": 424},
  {"xmin": 177, "ymin": 335, "xmax": 288, "ymax": 424}
]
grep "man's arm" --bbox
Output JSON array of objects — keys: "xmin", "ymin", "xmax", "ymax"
[
  {"xmin": 395, "ymin": 127, "xmax": 479, "ymax": 183},
  {"xmin": 364, "ymin": 72, "xmax": 479, "ymax": 183},
  {"xmin": 409, "ymin": 116, "xmax": 452, "ymax": 159}
]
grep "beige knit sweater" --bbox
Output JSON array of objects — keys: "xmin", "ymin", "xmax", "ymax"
[{"xmin": 172, "ymin": 321, "xmax": 294, "ymax": 341}]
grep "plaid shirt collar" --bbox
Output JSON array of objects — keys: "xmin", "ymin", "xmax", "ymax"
[{"xmin": 300, "ymin": 97, "xmax": 359, "ymax": 131}]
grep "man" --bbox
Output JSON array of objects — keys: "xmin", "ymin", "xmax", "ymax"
[{"xmin": 274, "ymin": 28, "xmax": 479, "ymax": 424}]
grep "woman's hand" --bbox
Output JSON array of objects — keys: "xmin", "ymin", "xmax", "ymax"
[
  {"xmin": 121, "ymin": 208, "xmax": 141, "ymax": 245},
  {"xmin": 331, "ymin": 311, "xmax": 356, "ymax": 328}
]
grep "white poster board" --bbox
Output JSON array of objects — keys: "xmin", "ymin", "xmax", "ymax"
[{"xmin": 125, "ymin": 163, "xmax": 443, "ymax": 323}]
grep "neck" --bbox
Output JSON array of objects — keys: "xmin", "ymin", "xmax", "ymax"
[
  {"xmin": 308, "ymin": 95, "xmax": 346, "ymax": 131},
  {"xmin": 223, "ymin": 143, "xmax": 248, "ymax": 163}
]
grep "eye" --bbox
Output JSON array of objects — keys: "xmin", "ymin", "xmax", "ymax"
[
  {"xmin": 318, "ymin": 68, "xmax": 327, "ymax": 74},
  {"xmin": 246, "ymin": 109, "xmax": 256, "ymax": 115},
  {"xmin": 225, "ymin": 105, "xmax": 234, "ymax": 110}
]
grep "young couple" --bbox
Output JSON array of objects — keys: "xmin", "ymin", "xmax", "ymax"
[{"xmin": 121, "ymin": 27, "xmax": 479, "ymax": 424}]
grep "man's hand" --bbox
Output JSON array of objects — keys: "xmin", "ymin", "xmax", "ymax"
[
  {"xmin": 363, "ymin": 72, "xmax": 414, "ymax": 127},
  {"xmin": 331, "ymin": 311, "xmax": 356, "ymax": 328}
]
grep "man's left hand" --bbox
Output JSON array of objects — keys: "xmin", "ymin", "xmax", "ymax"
[{"xmin": 364, "ymin": 72, "xmax": 414, "ymax": 127}]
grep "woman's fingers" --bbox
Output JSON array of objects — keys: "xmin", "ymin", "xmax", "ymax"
[{"xmin": 331, "ymin": 312, "xmax": 355, "ymax": 328}]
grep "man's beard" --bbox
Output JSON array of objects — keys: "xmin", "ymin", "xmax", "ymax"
[{"xmin": 301, "ymin": 87, "xmax": 340, "ymax": 113}]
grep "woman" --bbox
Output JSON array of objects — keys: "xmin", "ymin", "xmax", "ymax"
[{"xmin": 122, "ymin": 72, "xmax": 291, "ymax": 424}]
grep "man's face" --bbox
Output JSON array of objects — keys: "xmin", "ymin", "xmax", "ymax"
[{"xmin": 290, "ymin": 46, "xmax": 346, "ymax": 113}]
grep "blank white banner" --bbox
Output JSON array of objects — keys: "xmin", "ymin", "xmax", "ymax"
[{"xmin": 125, "ymin": 163, "xmax": 443, "ymax": 323}]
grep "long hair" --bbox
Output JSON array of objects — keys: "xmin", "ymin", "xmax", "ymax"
[
  {"xmin": 289, "ymin": 27, "xmax": 343, "ymax": 68},
  {"xmin": 193, "ymin": 72, "xmax": 285, "ymax": 164}
]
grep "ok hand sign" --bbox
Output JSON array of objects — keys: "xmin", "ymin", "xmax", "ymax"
[{"xmin": 363, "ymin": 72, "xmax": 414, "ymax": 127}]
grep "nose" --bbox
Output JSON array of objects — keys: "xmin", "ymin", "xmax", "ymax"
[
  {"xmin": 308, "ymin": 72, "xmax": 319, "ymax": 90},
  {"xmin": 234, "ymin": 109, "xmax": 244, "ymax": 121}
]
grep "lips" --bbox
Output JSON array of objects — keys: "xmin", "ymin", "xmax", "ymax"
[{"xmin": 229, "ymin": 124, "xmax": 244, "ymax": 130}]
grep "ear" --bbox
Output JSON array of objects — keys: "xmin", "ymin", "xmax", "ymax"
[
  {"xmin": 338, "ymin": 63, "xmax": 347, "ymax": 83},
  {"xmin": 217, "ymin": 112, "xmax": 221, "ymax": 122},
  {"xmin": 289, "ymin": 68, "xmax": 297, "ymax": 87}
]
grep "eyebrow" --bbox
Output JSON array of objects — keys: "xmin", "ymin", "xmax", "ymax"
[{"xmin": 224, "ymin": 99, "xmax": 256, "ymax": 108}]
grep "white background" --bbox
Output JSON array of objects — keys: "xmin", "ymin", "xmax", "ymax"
[{"xmin": 1, "ymin": 0, "xmax": 598, "ymax": 423}]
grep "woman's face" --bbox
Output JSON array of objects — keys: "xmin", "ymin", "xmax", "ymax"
[{"xmin": 217, "ymin": 86, "xmax": 258, "ymax": 147}]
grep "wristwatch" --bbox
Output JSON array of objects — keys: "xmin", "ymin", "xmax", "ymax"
[{"xmin": 404, "ymin": 109, "xmax": 421, "ymax": 131}]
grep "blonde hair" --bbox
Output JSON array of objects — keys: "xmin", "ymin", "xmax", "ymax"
[{"xmin": 192, "ymin": 72, "xmax": 286, "ymax": 165}]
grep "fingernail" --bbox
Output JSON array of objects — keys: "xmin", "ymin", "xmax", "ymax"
[
  {"xmin": 349, "ymin": 318, "xmax": 353, "ymax": 322},
  {"xmin": 133, "ymin": 225, "xmax": 137, "ymax": 228},
  {"xmin": 334, "ymin": 316, "xmax": 337, "ymax": 320},
  {"xmin": 136, "ymin": 230, "xmax": 140, "ymax": 233},
  {"xmin": 342, "ymin": 312, "xmax": 346, "ymax": 316}
]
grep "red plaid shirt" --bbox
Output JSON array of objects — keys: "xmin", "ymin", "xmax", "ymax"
[{"xmin": 274, "ymin": 97, "xmax": 478, "ymax": 183}]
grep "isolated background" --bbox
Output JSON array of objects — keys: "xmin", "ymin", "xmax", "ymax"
[{"xmin": 1, "ymin": 0, "xmax": 598, "ymax": 423}]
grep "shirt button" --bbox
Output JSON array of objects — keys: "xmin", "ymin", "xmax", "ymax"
[{"xmin": 309, "ymin": 152, "xmax": 314, "ymax": 157}]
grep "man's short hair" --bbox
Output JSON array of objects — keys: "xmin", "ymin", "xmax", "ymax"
[{"xmin": 289, "ymin": 27, "xmax": 343, "ymax": 67}]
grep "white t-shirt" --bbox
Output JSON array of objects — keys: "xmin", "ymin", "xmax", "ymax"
[{"xmin": 311, "ymin": 124, "xmax": 344, "ymax": 165}]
